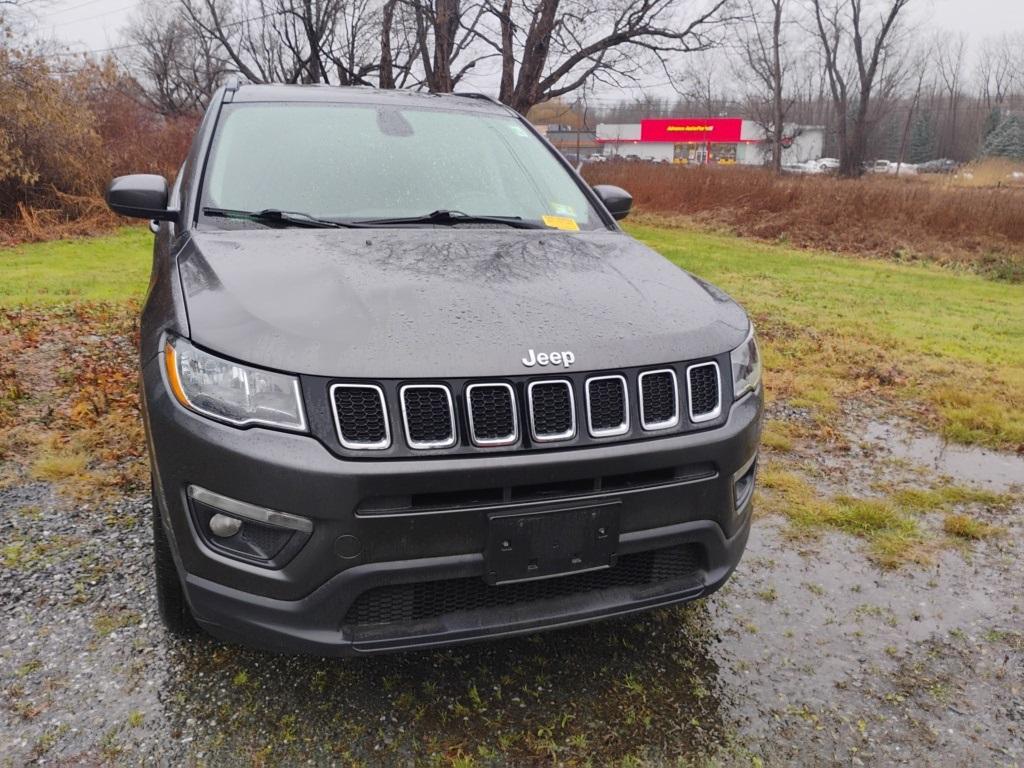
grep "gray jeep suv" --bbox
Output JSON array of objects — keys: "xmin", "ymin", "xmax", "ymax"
[{"xmin": 106, "ymin": 82, "xmax": 762, "ymax": 655}]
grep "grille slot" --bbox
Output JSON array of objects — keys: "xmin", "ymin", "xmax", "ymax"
[
  {"xmin": 638, "ymin": 369, "xmax": 678, "ymax": 430},
  {"xmin": 400, "ymin": 385, "xmax": 456, "ymax": 449},
  {"xmin": 355, "ymin": 463, "xmax": 717, "ymax": 515},
  {"xmin": 585, "ymin": 375, "xmax": 629, "ymax": 437},
  {"xmin": 466, "ymin": 383, "xmax": 518, "ymax": 446},
  {"xmin": 527, "ymin": 380, "xmax": 576, "ymax": 442},
  {"xmin": 344, "ymin": 544, "xmax": 702, "ymax": 627},
  {"xmin": 330, "ymin": 384, "xmax": 390, "ymax": 450},
  {"xmin": 687, "ymin": 362, "xmax": 721, "ymax": 423}
]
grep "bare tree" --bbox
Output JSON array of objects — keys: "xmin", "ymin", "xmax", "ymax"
[
  {"xmin": 404, "ymin": 0, "xmax": 493, "ymax": 91},
  {"xmin": 123, "ymin": 5, "xmax": 228, "ymax": 114},
  {"xmin": 975, "ymin": 32, "xmax": 1022, "ymax": 110},
  {"xmin": 379, "ymin": 0, "xmax": 421, "ymax": 87},
  {"xmin": 808, "ymin": 0, "xmax": 912, "ymax": 176},
  {"xmin": 179, "ymin": 0, "xmax": 381, "ymax": 85},
  {"xmin": 480, "ymin": 0, "xmax": 734, "ymax": 114},
  {"xmin": 932, "ymin": 29, "xmax": 966, "ymax": 158},
  {"xmin": 735, "ymin": 0, "xmax": 790, "ymax": 171},
  {"xmin": 894, "ymin": 40, "xmax": 926, "ymax": 172}
]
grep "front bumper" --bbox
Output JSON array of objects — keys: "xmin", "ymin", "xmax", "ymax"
[{"xmin": 144, "ymin": 357, "xmax": 762, "ymax": 656}]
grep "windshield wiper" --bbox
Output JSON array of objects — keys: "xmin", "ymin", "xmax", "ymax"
[
  {"xmin": 354, "ymin": 209, "xmax": 545, "ymax": 229},
  {"xmin": 203, "ymin": 207, "xmax": 365, "ymax": 229}
]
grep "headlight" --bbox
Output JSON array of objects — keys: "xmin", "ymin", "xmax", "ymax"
[
  {"xmin": 730, "ymin": 325, "xmax": 762, "ymax": 399},
  {"xmin": 164, "ymin": 336, "xmax": 307, "ymax": 431}
]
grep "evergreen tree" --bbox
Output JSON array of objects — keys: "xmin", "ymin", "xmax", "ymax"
[
  {"xmin": 908, "ymin": 112, "xmax": 936, "ymax": 163},
  {"xmin": 983, "ymin": 114, "xmax": 1024, "ymax": 160}
]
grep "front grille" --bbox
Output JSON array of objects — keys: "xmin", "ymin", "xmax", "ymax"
[
  {"xmin": 466, "ymin": 383, "xmax": 517, "ymax": 446},
  {"xmin": 401, "ymin": 385, "xmax": 456, "ymax": 449},
  {"xmin": 586, "ymin": 375, "xmax": 628, "ymax": 437},
  {"xmin": 344, "ymin": 544, "xmax": 702, "ymax": 627},
  {"xmin": 325, "ymin": 357, "xmax": 730, "ymax": 456},
  {"xmin": 639, "ymin": 369, "xmax": 678, "ymax": 430},
  {"xmin": 528, "ymin": 380, "xmax": 576, "ymax": 441},
  {"xmin": 331, "ymin": 384, "xmax": 390, "ymax": 449},
  {"xmin": 687, "ymin": 362, "xmax": 721, "ymax": 422}
]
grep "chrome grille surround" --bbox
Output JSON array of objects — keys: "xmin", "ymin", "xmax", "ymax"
[
  {"xmin": 329, "ymin": 383, "xmax": 391, "ymax": 450},
  {"xmin": 585, "ymin": 374, "xmax": 629, "ymax": 437},
  {"xmin": 465, "ymin": 382, "xmax": 518, "ymax": 447},
  {"xmin": 686, "ymin": 362, "xmax": 722, "ymax": 423},
  {"xmin": 527, "ymin": 379, "xmax": 576, "ymax": 442},
  {"xmin": 400, "ymin": 384, "xmax": 457, "ymax": 449},
  {"xmin": 638, "ymin": 368, "xmax": 679, "ymax": 430}
]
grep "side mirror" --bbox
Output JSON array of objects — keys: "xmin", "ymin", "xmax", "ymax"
[
  {"xmin": 593, "ymin": 184, "xmax": 632, "ymax": 221},
  {"xmin": 106, "ymin": 174, "xmax": 177, "ymax": 221}
]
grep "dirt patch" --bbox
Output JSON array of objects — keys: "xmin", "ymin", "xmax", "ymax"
[{"xmin": 0, "ymin": 305, "xmax": 146, "ymax": 500}]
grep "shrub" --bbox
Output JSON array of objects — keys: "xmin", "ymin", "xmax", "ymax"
[
  {"xmin": 0, "ymin": 47, "xmax": 197, "ymax": 243},
  {"xmin": 583, "ymin": 162, "xmax": 1024, "ymax": 280},
  {"xmin": 0, "ymin": 47, "xmax": 106, "ymax": 211}
]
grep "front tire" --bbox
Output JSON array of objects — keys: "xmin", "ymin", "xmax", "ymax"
[{"xmin": 152, "ymin": 485, "xmax": 198, "ymax": 636}]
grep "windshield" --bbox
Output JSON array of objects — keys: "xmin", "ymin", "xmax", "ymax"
[{"xmin": 200, "ymin": 102, "xmax": 607, "ymax": 231}]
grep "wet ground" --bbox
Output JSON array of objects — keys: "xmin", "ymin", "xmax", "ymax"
[{"xmin": 2, "ymin": 413, "xmax": 1022, "ymax": 766}]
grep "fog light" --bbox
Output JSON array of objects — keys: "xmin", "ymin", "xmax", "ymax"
[
  {"xmin": 733, "ymin": 454, "xmax": 758, "ymax": 510},
  {"xmin": 186, "ymin": 485, "xmax": 313, "ymax": 568},
  {"xmin": 209, "ymin": 513, "xmax": 242, "ymax": 538}
]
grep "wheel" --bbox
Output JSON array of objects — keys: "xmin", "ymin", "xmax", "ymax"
[{"xmin": 152, "ymin": 484, "xmax": 199, "ymax": 636}]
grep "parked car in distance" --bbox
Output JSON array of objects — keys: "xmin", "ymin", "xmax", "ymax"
[
  {"xmin": 917, "ymin": 158, "xmax": 958, "ymax": 174},
  {"xmin": 782, "ymin": 161, "xmax": 824, "ymax": 175},
  {"xmin": 105, "ymin": 83, "xmax": 763, "ymax": 656},
  {"xmin": 867, "ymin": 159, "xmax": 917, "ymax": 175}
]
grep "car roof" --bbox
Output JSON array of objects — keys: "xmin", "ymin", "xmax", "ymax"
[{"xmin": 230, "ymin": 84, "xmax": 511, "ymax": 116}]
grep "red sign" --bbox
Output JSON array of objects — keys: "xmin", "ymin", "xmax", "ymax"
[{"xmin": 640, "ymin": 118, "xmax": 743, "ymax": 143}]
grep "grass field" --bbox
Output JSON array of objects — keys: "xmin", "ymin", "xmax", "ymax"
[
  {"xmin": 630, "ymin": 224, "xmax": 1024, "ymax": 449},
  {"xmin": 1, "ymin": 223, "xmax": 1022, "ymax": 451},
  {"xmin": 0, "ymin": 228, "xmax": 151, "ymax": 305}
]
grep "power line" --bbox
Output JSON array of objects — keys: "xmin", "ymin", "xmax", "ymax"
[
  {"xmin": 32, "ymin": 0, "xmax": 117, "ymax": 21},
  {"xmin": 50, "ymin": 41, "xmax": 142, "ymax": 57},
  {"xmin": 47, "ymin": 8, "xmax": 280, "ymax": 57},
  {"xmin": 45, "ymin": 1, "xmax": 141, "ymax": 28}
]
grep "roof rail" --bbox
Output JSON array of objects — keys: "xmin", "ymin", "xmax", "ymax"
[
  {"xmin": 453, "ymin": 91, "xmax": 511, "ymax": 112},
  {"xmin": 223, "ymin": 75, "xmax": 241, "ymax": 102}
]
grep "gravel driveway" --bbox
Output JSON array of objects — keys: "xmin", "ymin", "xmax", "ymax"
[{"xmin": 3, "ymin": 408, "xmax": 1022, "ymax": 766}]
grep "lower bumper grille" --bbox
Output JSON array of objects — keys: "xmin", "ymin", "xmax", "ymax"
[{"xmin": 343, "ymin": 544, "xmax": 702, "ymax": 627}]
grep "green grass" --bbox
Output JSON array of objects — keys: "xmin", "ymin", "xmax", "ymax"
[
  {"xmin": 0, "ymin": 228, "xmax": 151, "ymax": 306},
  {"xmin": 626, "ymin": 224, "xmax": 1024, "ymax": 448},
  {"xmin": 627, "ymin": 224, "xmax": 1024, "ymax": 375}
]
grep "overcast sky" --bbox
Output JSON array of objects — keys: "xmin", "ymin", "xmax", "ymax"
[{"xmin": 22, "ymin": 0, "xmax": 1024, "ymax": 102}]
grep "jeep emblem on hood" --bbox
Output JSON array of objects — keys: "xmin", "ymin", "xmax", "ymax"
[{"xmin": 522, "ymin": 349, "xmax": 575, "ymax": 368}]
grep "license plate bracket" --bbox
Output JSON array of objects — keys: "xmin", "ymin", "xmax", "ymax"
[{"xmin": 484, "ymin": 502, "xmax": 620, "ymax": 585}]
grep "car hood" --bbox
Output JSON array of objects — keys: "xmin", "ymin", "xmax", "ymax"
[{"xmin": 178, "ymin": 228, "xmax": 750, "ymax": 378}]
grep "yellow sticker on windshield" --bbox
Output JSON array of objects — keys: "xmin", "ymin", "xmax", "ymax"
[{"xmin": 542, "ymin": 215, "xmax": 579, "ymax": 231}]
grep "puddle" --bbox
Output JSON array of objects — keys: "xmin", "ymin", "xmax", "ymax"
[{"xmin": 862, "ymin": 419, "xmax": 1024, "ymax": 492}]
